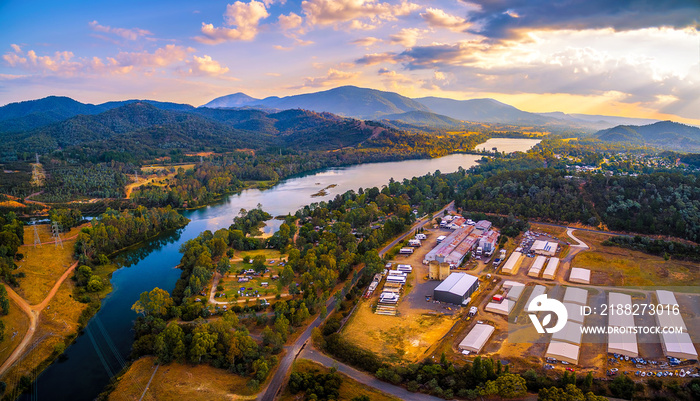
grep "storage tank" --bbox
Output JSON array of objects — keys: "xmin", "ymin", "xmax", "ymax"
[{"xmin": 439, "ymin": 263, "xmax": 451, "ymax": 280}]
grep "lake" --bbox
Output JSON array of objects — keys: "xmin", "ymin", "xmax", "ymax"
[{"xmin": 19, "ymin": 139, "xmax": 538, "ymax": 401}]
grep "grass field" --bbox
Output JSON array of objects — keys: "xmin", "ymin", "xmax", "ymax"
[
  {"xmin": 1, "ymin": 280, "xmax": 87, "ymax": 399},
  {"xmin": 342, "ymin": 297, "xmax": 457, "ymax": 363},
  {"xmin": 217, "ymin": 250, "xmax": 287, "ymax": 300},
  {"xmin": 0, "ymin": 297, "xmax": 31, "ymax": 366},
  {"xmin": 572, "ymin": 231, "xmax": 700, "ymax": 286},
  {"xmin": 17, "ymin": 224, "xmax": 84, "ymax": 304},
  {"xmin": 280, "ymin": 359, "xmax": 400, "ymax": 401},
  {"xmin": 108, "ymin": 356, "xmax": 256, "ymax": 401}
]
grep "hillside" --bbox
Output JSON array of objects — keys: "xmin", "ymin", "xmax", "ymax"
[
  {"xmin": 0, "ymin": 96, "xmax": 105, "ymax": 132},
  {"xmin": 203, "ymin": 86, "xmax": 430, "ymax": 119},
  {"xmin": 379, "ymin": 110, "xmax": 463, "ymax": 128},
  {"xmin": 0, "ymin": 102, "xmax": 378, "ymax": 159},
  {"xmin": 202, "ymin": 92, "xmax": 260, "ymax": 108},
  {"xmin": 595, "ymin": 121, "xmax": 700, "ymax": 151},
  {"xmin": 414, "ymin": 97, "xmax": 554, "ymax": 125}
]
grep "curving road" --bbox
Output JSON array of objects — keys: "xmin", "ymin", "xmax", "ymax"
[
  {"xmin": 258, "ymin": 202, "xmax": 455, "ymax": 401},
  {"xmin": 300, "ymin": 346, "xmax": 443, "ymax": 401},
  {"xmin": 0, "ymin": 261, "xmax": 78, "ymax": 377}
]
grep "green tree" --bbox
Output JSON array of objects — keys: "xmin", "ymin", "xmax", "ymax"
[
  {"xmin": 216, "ymin": 258, "xmax": 230, "ymax": 276},
  {"xmin": 132, "ymin": 287, "xmax": 174, "ymax": 316},
  {"xmin": 252, "ymin": 255, "xmax": 266, "ymax": 273},
  {"xmin": 0, "ymin": 286, "xmax": 9, "ymax": 315},
  {"xmin": 87, "ymin": 276, "xmax": 104, "ymax": 292}
]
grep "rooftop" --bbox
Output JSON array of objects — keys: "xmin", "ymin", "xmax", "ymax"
[{"xmin": 434, "ymin": 272, "xmax": 479, "ymax": 296}]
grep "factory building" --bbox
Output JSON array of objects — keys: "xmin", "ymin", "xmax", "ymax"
[
  {"xmin": 458, "ymin": 324, "xmax": 495, "ymax": 354},
  {"xmin": 478, "ymin": 230, "xmax": 499, "ymax": 255},
  {"xmin": 433, "ymin": 273, "xmax": 480, "ymax": 305},
  {"xmin": 532, "ymin": 240, "xmax": 558, "ymax": 256}
]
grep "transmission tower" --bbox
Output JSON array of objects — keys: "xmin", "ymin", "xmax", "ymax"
[
  {"xmin": 134, "ymin": 170, "xmax": 138, "ymax": 182},
  {"xmin": 51, "ymin": 222, "xmax": 63, "ymax": 249},
  {"xmin": 32, "ymin": 218, "xmax": 41, "ymax": 247},
  {"xmin": 35, "ymin": 153, "xmax": 40, "ymax": 164}
]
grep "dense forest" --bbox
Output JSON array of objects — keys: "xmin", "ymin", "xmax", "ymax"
[{"xmin": 0, "ymin": 212, "xmax": 23, "ymax": 286}]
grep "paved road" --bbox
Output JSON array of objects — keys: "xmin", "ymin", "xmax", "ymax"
[
  {"xmin": 300, "ymin": 346, "xmax": 443, "ymax": 401},
  {"xmin": 258, "ymin": 201, "xmax": 454, "ymax": 401},
  {"xmin": 0, "ymin": 261, "xmax": 78, "ymax": 377}
]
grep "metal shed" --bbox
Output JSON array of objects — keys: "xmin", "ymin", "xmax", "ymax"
[
  {"xmin": 542, "ymin": 257, "xmax": 560, "ymax": 280},
  {"xmin": 568, "ymin": 267, "xmax": 591, "ymax": 284},
  {"xmin": 458, "ymin": 324, "xmax": 495, "ymax": 353},
  {"xmin": 433, "ymin": 273, "xmax": 479, "ymax": 305},
  {"xmin": 545, "ymin": 341, "xmax": 580, "ymax": 365},
  {"xmin": 527, "ymin": 256, "xmax": 547, "ymax": 278},
  {"xmin": 563, "ymin": 287, "xmax": 588, "ymax": 306}
]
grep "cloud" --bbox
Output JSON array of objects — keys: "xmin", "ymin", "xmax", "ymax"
[
  {"xmin": 89, "ymin": 20, "xmax": 153, "ymax": 41},
  {"xmin": 302, "ymin": 0, "xmax": 420, "ymax": 30},
  {"xmin": 388, "ymin": 28, "xmax": 424, "ymax": 47},
  {"xmin": 278, "ymin": 12, "xmax": 303, "ymax": 30},
  {"xmin": 186, "ymin": 55, "xmax": 231, "ymax": 76},
  {"xmin": 297, "ymin": 68, "xmax": 360, "ymax": 87},
  {"xmin": 3, "ymin": 44, "xmax": 194, "ymax": 76},
  {"xmin": 420, "ymin": 8, "xmax": 470, "ymax": 32},
  {"xmin": 463, "ymin": 0, "xmax": 700, "ymax": 39},
  {"xmin": 196, "ymin": 1, "xmax": 269, "ymax": 44},
  {"xmin": 351, "ymin": 37, "xmax": 381, "ymax": 46},
  {"xmin": 356, "ymin": 51, "xmax": 398, "ymax": 65}
]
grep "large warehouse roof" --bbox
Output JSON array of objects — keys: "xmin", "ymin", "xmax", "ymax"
[
  {"xmin": 524, "ymin": 285, "xmax": 547, "ymax": 312},
  {"xmin": 563, "ymin": 287, "xmax": 589, "ymax": 306},
  {"xmin": 528, "ymin": 256, "xmax": 547, "ymax": 277},
  {"xmin": 504, "ymin": 281, "xmax": 525, "ymax": 301},
  {"xmin": 660, "ymin": 332, "xmax": 698, "ymax": 360},
  {"xmin": 501, "ymin": 252, "xmax": 523, "ymax": 274},
  {"xmin": 546, "ymin": 341, "xmax": 580, "ymax": 365},
  {"xmin": 568, "ymin": 268, "xmax": 591, "ymax": 284},
  {"xmin": 434, "ymin": 273, "xmax": 478, "ymax": 296},
  {"xmin": 542, "ymin": 257, "xmax": 560, "ymax": 279},
  {"xmin": 551, "ymin": 322, "xmax": 583, "ymax": 345},
  {"xmin": 485, "ymin": 300, "xmax": 514, "ymax": 315},
  {"xmin": 608, "ymin": 330, "xmax": 639, "ymax": 357},
  {"xmin": 533, "ymin": 240, "xmax": 558, "ymax": 255},
  {"xmin": 564, "ymin": 302, "xmax": 585, "ymax": 324},
  {"xmin": 656, "ymin": 290, "xmax": 678, "ymax": 306},
  {"xmin": 656, "ymin": 310, "xmax": 687, "ymax": 332},
  {"xmin": 458, "ymin": 324, "xmax": 495, "ymax": 353}
]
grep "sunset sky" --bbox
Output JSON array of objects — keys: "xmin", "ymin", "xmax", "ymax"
[{"xmin": 1, "ymin": 0, "xmax": 699, "ymax": 123}]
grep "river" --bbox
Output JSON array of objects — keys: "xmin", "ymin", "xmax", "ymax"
[{"xmin": 19, "ymin": 139, "xmax": 538, "ymax": 401}]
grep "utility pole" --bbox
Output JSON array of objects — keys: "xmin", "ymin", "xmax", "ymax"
[
  {"xmin": 51, "ymin": 222, "xmax": 63, "ymax": 249},
  {"xmin": 32, "ymin": 218, "xmax": 41, "ymax": 247}
]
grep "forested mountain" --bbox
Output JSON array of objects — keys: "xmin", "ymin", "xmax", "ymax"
[
  {"xmin": 202, "ymin": 85, "xmax": 430, "ymax": 119},
  {"xmin": 0, "ymin": 102, "xmax": 380, "ymax": 159},
  {"xmin": 0, "ymin": 96, "xmax": 105, "ymax": 133},
  {"xmin": 538, "ymin": 111, "xmax": 658, "ymax": 129},
  {"xmin": 595, "ymin": 121, "xmax": 700, "ymax": 151},
  {"xmin": 203, "ymin": 92, "xmax": 260, "ymax": 108},
  {"xmin": 379, "ymin": 110, "xmax": 464, "ymax": 128},
  {"xmin": 413, "ymin": 97, "xmax": 554, "ymax": 125}
]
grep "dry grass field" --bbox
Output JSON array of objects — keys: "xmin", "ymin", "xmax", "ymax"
[
  {"xmin": 16, "ymin": 224, "xmax": 85, "ymax": 304},
  {"xmin": 342, "ymin": 297, "xmax": 457, "ymax": 363},
  {"xmin": 0, "ymin": 297, "xmax": 31, "ymax": 366},
  {"xmin": 572, "ymin": 231, "xmax": 700, "ymax": 287},
  {"xmin": 280, "ymin": 359, "xmax": 400, "ymax": 401},
  {"xmin": 108, "ymin": 356, "xmax": 256, "ymax": 401}
]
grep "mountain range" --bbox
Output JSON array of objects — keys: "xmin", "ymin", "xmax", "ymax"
[
  {"xmin": 595, "ymin": 121, "xmax": 700, "ymax": 151},
  {"xmin": 202, "ymin": 85, "xmax": 660, "ymax": 129}
]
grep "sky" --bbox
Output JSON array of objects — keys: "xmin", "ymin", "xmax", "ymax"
[{"xmin": 1, "ymin": 0, "xmax": 699, "ymax": 123}]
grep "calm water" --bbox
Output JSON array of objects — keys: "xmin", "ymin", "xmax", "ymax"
[{"xmin": 20, "ymin": 140, "xmax": 537, "ymax": 401}]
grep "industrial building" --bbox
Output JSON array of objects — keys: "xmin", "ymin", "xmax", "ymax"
[
  {"xmin": 423, "ymin": 226, "xmax": 474, "ymax": 263},
  {"xmin": 551, "ymin": 322, "xmax": 583, "ymax": 345},
  {"xmin": 458, "ymin": 324, "xmax": 495, "ymax": 354},
  {"xmin": 444, "ymin": 231, "xmax": 481, "ymax": 266},
  {"xmin": 527, "ymin": 256, "xmax": 547, "ymax": 278},
  {"xmin": 606, "ymin": 293, "xmax": 639, "ymax": 357},
  {"xmin": 474, "ymin": 220, "xmax": 492, "ymax": 232},
  {"xmin": 542, "ymin": 257, "xmax": 560, "ymax": 280},
  {"xmin": 433, "ymin": 273, "xmax": 479, "ymax": 305},
  {"xmin": 485, "ymin": 281, "xmax": 525, "ymax": 315},
  {"xmin": 563, "ymin": 287, "xmax": 589, "ymax": 306},
  {"xmin": 478, "ymin": 230, "xmax": 499, "ymax": 255},
  {"xmin": 501, "ymin": 251, "xmax": 524, "ymax": 275},
  {"xmin": 564, "ymin": 302, "xmax": 585, "ymax": 324},
  {"xmin": 532, "ymin": 240, "xmax": 558, "ymax": 256},
  {"xmin": 569, "ymin": 268, "xmax": 591, "ymax": 284},
  {"xmin": 654, "ymin": 290, "xmax": 698, "ymax": 360},
  {"xmin": 546, "ymin": 341, "xmax": 581, "ymax": 365},
  {"xmin": 524, "ymin": 285, "xmax": 547, "ymax": 312}
]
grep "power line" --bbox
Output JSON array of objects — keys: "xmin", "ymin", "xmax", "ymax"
[
  {"xmin": 51, "ymin": 222, "xmax": 63, "ymax": 249},
  {"xmin": 32, "ymin": 219, "xmax": 41, "ymax": 248}
]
